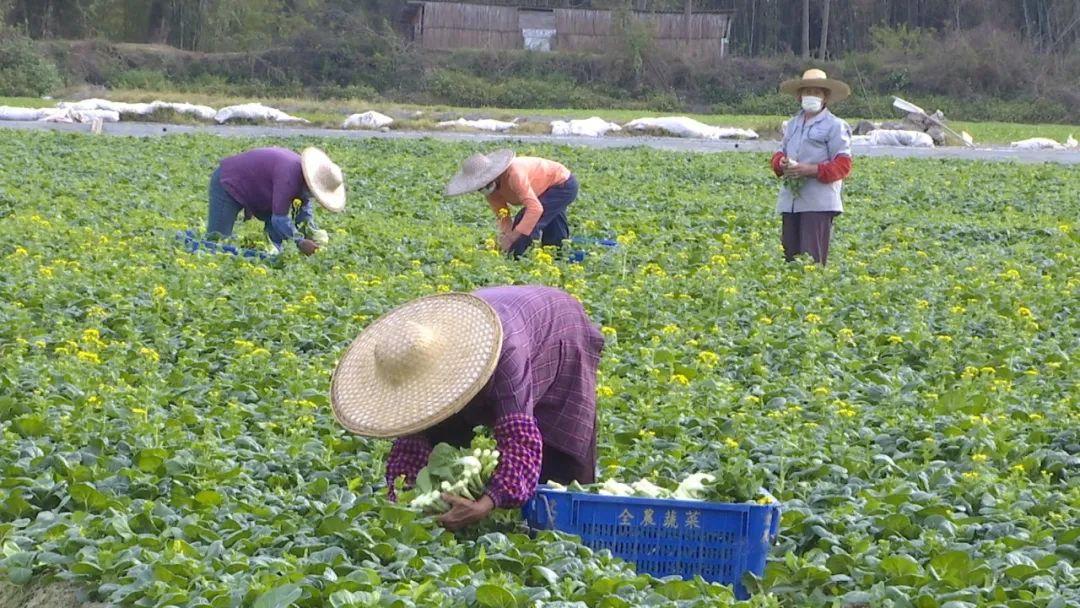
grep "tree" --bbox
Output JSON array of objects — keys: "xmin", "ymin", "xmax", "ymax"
[
  {"xmin": 801, "ymin": 0, "xmax": 810, "ymax": 58},
  {"xmin": 818, "ymin": 0, "xmax": 830, "ymax": 58}
]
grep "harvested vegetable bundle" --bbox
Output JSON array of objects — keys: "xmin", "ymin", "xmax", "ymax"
[
  {"xmin": 407, "ymin": 443, "xmax": 500, "ymax": 514},
  {"xmin": 546, "ymin": 468, "xmax": 776, "ymax": 505}
]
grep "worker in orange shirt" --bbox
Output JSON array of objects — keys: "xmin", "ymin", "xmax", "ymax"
[{"xmin": 445, "ymin": 150, "xmax": 578, "ymax": 257}]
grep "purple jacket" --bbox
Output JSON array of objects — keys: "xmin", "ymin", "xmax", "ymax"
[
  {"xmin": 218, "ymin": 147, "xmax": 306, "ymax": 220},
  {"xmin": 424, "ymin": 285, "xmax": 604, "ymax": 462}
]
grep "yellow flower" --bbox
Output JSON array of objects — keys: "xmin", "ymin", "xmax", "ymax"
[
  {"xmin": 11, "ymin": 246, "xmax": 28, "ymax": 257},
  {"xmin": 805, "ymin": 313, "xmax": 822, "ymax": 324},
  {"xmin": 1017, "ymin": 306, "xmax": 1032, "ymax": 317},
  {"xmin": 661, "ymin": 324, "xmax": 680, "ymax": 335},
  {"xmin": 130, "ymin": 407, "xmax": 148, "ymax": 419},
  {"xmin": 534, "ymin": 250, "xmax": 554, "ymax": 265},
  {"xmin": 980, "ymin": 366, "xmax": 996, "ymax": 375},
  {"xmin": 887, "ymin": 335, "xmax": 903, "ymax": 345},
  {"xmin": 39, "ymin": 266, "xmax": 54, "ymax": 278},
  {"xmin": 670, "ymin": 374, "xmax": 689, "ymax": 385},
  {"xmin": 936, "ymin": 334, "xmax": 953, "ymax": 343},
  {"xmin": 723, "ymin": 438, "xmax": 739, "ymax": 449},
  {"xmin": 301, "ymin": 293, "xmax": 317, "ymax": 306},
  {"xmin": 951, "ymin": 305, "xmax": 966, "ymax": 314},
  {"xmin": 253, "ymin": 266, "xmax": 268, "ymax": 276},
  {"xmin": 837, "ymin": 408, "xmax": 857, "ymax": 418},
  {"xmin": 1029, "ymin": 412, "xmax": 1044, "ymax": 421},
  {"xmin": 745, "ymin": 395, "xmax": 761, "ymax": 405},
  {"xmin": 76, "ymin": 351, "xmax": 101, "ymax": 364},
  {"xmin": 710, "ymin": 254, "xmax": 727, "ymax": 266},
  {"xmin": 971, "ymin": 453, "xmax": 989, "ymax": 463},
  {"xmin": 1002, "ymin": 269, "xmax": 1022, "ymax": 281},
  {"xmin": 758, "ymin": 316, "xmax": 773, "ymax": 325},
  {"xmin": 249, "ymin": 348, "xmax": 271, "ymax": 357},
  {"xmin": 916, "ymin": 300, "xmax": 929, "ymax": 309},
  {"xmin": 962, "ymin": 471, "xmax": 980, "ymax": 480},
  {"xmin": 597, "ymin": 385, "xmax": 615, "ymax": 398},
  {"xmin": 601, "ymin": 326, "xmax": 617, "ymax": 339},
  {"xmin": 698, "ymin": 351, "xmax": 719, "ymax": 367},
  {"xmin": 1059, "ymin": 224, "xmax": 1072, "ymax": 234},
  {"xmin": 1011, "ymin": 463, "xmax": 1026, "ymax": 473},
  {"xmin": 616, "ymin": 230, "xmax": 637, "ymax": 246},
  {"xmin": 152, "ymin": 285, "xmax": 167, "ymax": 299},
  {"xmin": 138, "ymin": 347, "xmax": 160, "ymax": 363},
  {"xmin": 233, "ymin": 339, "xmax": 255, "ymax": 350},
  {"xmin": 837, "ymin": 328, "xmax": 854, "ymax": 341},
  {"xmin": 961, "ymin": 366, "xmax": 979, "ymax": 380},
  {"xmin": 813, "ymin": 386, "xmax": 830, "ymax": 397}
]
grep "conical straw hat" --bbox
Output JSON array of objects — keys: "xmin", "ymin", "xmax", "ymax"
[
  {"xmin": 330, "ymin": 293, "xmax": 504, "ymax": 438},
  {"xmin": 780, "ymin": 68, "xmax": 851, "ymax": 102},
  {"xmin": 444, "ymin": 149, "xmax": 515, "ymax": 197},
  {"xmin": 301, "ymin": 147, "xmax": 346, "ymax": 213}
]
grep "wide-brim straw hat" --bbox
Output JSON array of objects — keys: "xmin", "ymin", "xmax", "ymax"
[
  {"xmin": 444, "ymin": 149, "xmax": 515, "ymax": 197},
  {"xmin": 301, "ymin": 147, "xmax": 346, "ymax": 213},
  {"xmin": 330, "ymin": 293, "xmax": 504, "ymax": 438},
  {"xmin": 780, "ymin": 69, "xmax": 851, "ymax": 102}
]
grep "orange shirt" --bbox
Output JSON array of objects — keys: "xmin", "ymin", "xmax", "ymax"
[{"xmin": 486, "ymin": 157, "xmax": 571, "ymax": 236}]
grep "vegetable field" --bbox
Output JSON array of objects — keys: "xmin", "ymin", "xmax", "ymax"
[{"xmin": 0, "ymin": 130, "xmax": 1077, "ymax": 607}]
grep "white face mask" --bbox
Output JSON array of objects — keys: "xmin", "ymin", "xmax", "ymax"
[
  {"xmin": 478, "ymin": 181, "xmax": 496, "ymax": 195},
  {"xmin": 801, "ymin": 96, "xmax": 824, "ymax": 113}
]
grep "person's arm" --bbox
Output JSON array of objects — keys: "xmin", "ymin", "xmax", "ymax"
[
  {"xmin": 385, "ymin": 435, "xmax": 432, "ymax": 502},
  {"xmin": 484, "ymin": 413, "xmax": 544, "ymax": 508},
  {"xmin": 771, "ymin": 151, "xmax": 786, "ymax": 177},
  {"xmin": 505, "ymin": 170, "xmax": 543, "ymax": 237},
  {"xmin": 817, "ymin": 120, "xmax": 853, "ymax": 183},
  {"xmin": 487, "ymin": 195, "xmax": 513, "ymax": 234}
]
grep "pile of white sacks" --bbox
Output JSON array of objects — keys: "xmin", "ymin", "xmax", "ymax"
[
  {"xmin": 0, "ymin": 97, "xmax": 763, "ymax": 140},
  {"xmin": 0, "ymin": 99, "xmax": 308, "ymax": 125},
  {"xmin": 1010, "ymin": 135, "xmax": 1077, "ymax": 150}
]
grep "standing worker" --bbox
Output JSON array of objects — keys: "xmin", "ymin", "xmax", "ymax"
[
  {"xmin": 207, "ymin": 147, "xmax": 345, "ymax": 255},
  {"xmin": 444, "ymin": 150, "xmax": 579, "ymax": 257},
  {"xmin": 771, "ymin": 69, "xmax": 853, "ymax": 265},
  {"xmin": 330, "ymin": 285, "xmax": 604, "ymax": 530}
]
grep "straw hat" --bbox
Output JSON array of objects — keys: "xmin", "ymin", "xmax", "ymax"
[
  {"xmin": 780, "ymin": 69, "xmax": 851, "ymax": 102},
  {"xmin": 330, "ymin": 293, "xmax": 504, "ymax": 438},
  {"xmin": 301, "ymin": 147, "xmax": 346, "ymax": 213},
  {"xmin": 444, "ymin": 149, "xmax": 515, "ymax": 197}
]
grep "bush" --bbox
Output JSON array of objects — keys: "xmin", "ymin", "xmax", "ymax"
[
  {"xmin": 111, "ymin": 68, "xmax": 172, "ymax": 90},
  {"xmin": 0, "ymin": 27, "xmax": 63, "ymax": 96}
]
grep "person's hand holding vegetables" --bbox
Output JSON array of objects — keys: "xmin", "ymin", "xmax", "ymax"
[{"xmin": 438, "ymin": 494, "xmax": 495, "ymax": 530}]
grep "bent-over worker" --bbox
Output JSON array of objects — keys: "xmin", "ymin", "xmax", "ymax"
[
  {"xmin": 207, "ymin": 147, "xmax": 345, "ymax": 255},
  {"xmin": 771, "ymin": 69, "xmax": 853, "ymax": 265},
  {"xmin": 444, "ymin": 150, "xmax": 579, "ymax": 257},
  {"xmin": 330, "ymin": 285, "xmax": 604, "ymax": 530}
]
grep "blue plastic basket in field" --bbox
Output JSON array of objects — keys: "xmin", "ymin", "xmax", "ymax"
[
  {"xmin": 176, "ymin": 230, "xmax": 276, "ymax": 261},
  {"xmin": 522, "ymin": 488, "xmax": 781, "ymax": 599},
  {"xmin": 569, "ymin": 236, "xmax": 619, "ymax": 263}
]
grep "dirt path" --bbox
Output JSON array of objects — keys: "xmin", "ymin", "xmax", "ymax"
[{"xmin": 4, "ymin": 119, "xmax": 1079, "ymax": 165}]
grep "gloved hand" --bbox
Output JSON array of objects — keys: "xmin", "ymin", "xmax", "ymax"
[{"xmin": 298, "ymin": 239, "xmax": 320, "ymax": 256}]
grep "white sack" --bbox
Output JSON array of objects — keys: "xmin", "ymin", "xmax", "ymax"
[
  {"xmin": 58, "ymin": 98, "xmax": 154, "ymax": 115},
  {"xmin": 214, "ymin": 103, "xmax": 308, "ymax": 124},
  {"xmin": 1010, "ymin": 137, "xmax": 1069, "ymax": 150},
  {"xmin": 149, "ymin": 101, "xmax": 217, "ymax": 121},
  {"xmin": 0, "ymin": 106, "xmax": 48, "ymax": 121},
  {"xmin": 853, "ymin": 129, "xmax": 935, "ymax": 148},
  {"xmin": 550, "ymin": 117, "xmax": 622, "ymax": 137},
  {"xmin": 624, "ymin": 116, "xmax": 758, "ymax": 140},
  {"xmin": 343, "ymin": 111, "xmax": 394, "ymax": 129},
  {"xmin": 38, "ymin": 108, "xmax": 120, "ymax": 123},
  {"xmin": 436, "ymin": 117, "xmax": 518, "ymax": 132}
]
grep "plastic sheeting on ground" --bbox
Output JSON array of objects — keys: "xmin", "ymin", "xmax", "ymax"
[
  {"xmin": 214, "ymin": 103, "xmax": 309, "ymax": 124},
  {"xmin": 343, "ymin": 111, "xmax": 394, "ymax": 130},
  {"xmin": 550, "ymin": 117, "xmax": 622, "ymax": 137},
  {"xmin": 852, "ymin": 129, "xmax": 935, "ymax": 148},
  {"xmin": 436, "ymin": 117, "xmax": 518, "ymax": 132},
  {"xmin": 0, "ymin": 106, "xmax": 50, "ymax": 121},
  {"xmin": 38, "ymin": 108, "xmax": 121, "ymax": 124},
  {"xmin": 1010, "ymin": 135, "xmax": 1078, "ymax": 150},
  {"xmin": 624, "ymin": 116, "xmax": 758, "ymax": 140}
]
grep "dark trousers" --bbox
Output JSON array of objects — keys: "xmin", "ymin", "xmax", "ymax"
[
  {"xmin": 510, "ymin": 175, "xmax": 578, "ymax": 257},
  {"xmin": 539, "ymin": 431, "xmax": 597, "ymax": 485},
  {"xmin": 782, "ymin": 211, "xmax": 838, "ymax": 265}
]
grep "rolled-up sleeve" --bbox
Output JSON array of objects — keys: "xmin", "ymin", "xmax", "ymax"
[
  {"xmin": 485, "ymin": 413, "xmax": 544, "ymax": 508},
  {"xmin": 385, "ymin": 435, "xmax": 432, "ymax": 501}
]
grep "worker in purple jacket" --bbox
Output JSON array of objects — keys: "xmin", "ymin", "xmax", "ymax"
[
  {"xmin": 330, "ymin": 285, "xmax": 604, "ymax": 530},
  {"xmin": 207, "ymin": 147, "xmax": 346, "ymax": 254}
]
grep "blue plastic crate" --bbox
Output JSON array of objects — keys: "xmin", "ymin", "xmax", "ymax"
[{"xmin": 522, "ymin": 488, "xmax": 780, "ymax": 599}]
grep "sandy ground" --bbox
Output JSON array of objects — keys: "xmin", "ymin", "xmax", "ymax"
[
  {"xmin": 3, "ymin": 119, "xmax": 1080, "ymax": 165},
  {"xmin": 0, "ymin": 581, "xmax": 110, "ymax": 608}
]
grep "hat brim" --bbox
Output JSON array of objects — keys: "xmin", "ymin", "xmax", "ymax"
[
  {"xmin": 780, "ymin": 78, "xmax": 851, "ymax": 102},
  {"xmin": 330, "ymin": 293, "xmax": 504, "ymax": 438},
  {"xmin": 301, "ymin": 147, "xmax": 346, "ymax": 213},
  {"xmin": 444, "ymin": 149, "xmax": 515, "ymax": 197}
]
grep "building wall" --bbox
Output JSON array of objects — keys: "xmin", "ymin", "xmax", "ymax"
[{"xmin": 414, "ymin": 2, "xmax": 732, "ymax": 59}]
